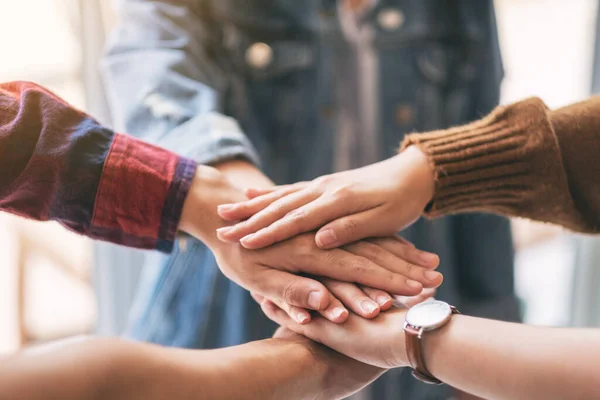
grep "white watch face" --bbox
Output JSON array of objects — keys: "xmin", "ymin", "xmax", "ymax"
[{"xmin": 405, "ymin": 300, "xmax": 452, "ymax": 330}]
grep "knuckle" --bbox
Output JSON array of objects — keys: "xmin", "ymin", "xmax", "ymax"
[
  {"xmin": 269, "ymin": 202, "xmax": 289, "ymax": 216},
  {"xmin": 386, "ymin": 271, "xmax": 401, "ymax": 287},
  {"xmin": 285, "ymin": 208, "xmax": 307, "ymax": 224},
  {"xmin": 348, "ymin": 259, "xmax": 369, "ymax": 278},
  {"xmin": 282, "ymin": 280, "xmax": 303, "ymax": 304},
  {"xmin": 330, "ymin": 184, "xmax": 354, "ymax": 199},
  {"xmin": 404, "ymin": 262, "xmax": 415, "ymax": 275},
  {"xmin": 323, "ymin": 251, "xmax": 344, "ymax": 270},
  {"xmin": 341, "ymin": 218, "xmax": 359, "ymax": 235},
  {"xmin": 351, "ymin": 292, "xmax": 367, "ymax": 304},
  {"xmin": 297, "ymin": 234, "xmax": 316, "ymax": 249},
  {"xmin": 314, "ymin": 175, "xmax": 333, "ymax": 187},
  {"xmin": 357, "ymin": 242, "xmax": 381, "ymax": 261},
  {"xmin": 294, "ymin": 235, "xmax": 318, "ymax": 258},
  {"xmin": 289, "ymin": 181, "xmax": 309, "ymax": 192},
  {"xmin": 237, "ymin": 268, "xmax": 260, "ymax": 290}
]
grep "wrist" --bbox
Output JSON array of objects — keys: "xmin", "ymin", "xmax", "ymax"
[
  {"xmin": 228, "ymin": 337, "xmax": 327, "ymax": 400},
  {"xmin": 214, "ymin": 159, "xmax": 274, "ymax": 189},
  {"xmin": 302, "ymin": 340, "xmax": 333, "ymax": 381},
  {"xmin": 179, "ymin": 165, "xmax": 246, "ymax": 248},
  {"xmin": 421, "ymin": 314, "xmax": 460, "ymax": 378},
  {"xmin": 398, "ymin": 146, "xmax": 435, "ymax": 206},
  {"xmin": 179, "ymin": 162, "xmax": 273, "ymax": 253},
  {"xmin": 301, "ymin": 342, "xmax": 346, "ymax": 400},
  {"xmin": 389, "ymin": 309, "xmax": 411, "ymax": 368}
]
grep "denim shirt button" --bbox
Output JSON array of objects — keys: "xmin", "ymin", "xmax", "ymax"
[
  {"xmin": 246, "ymin": 42, "xmax": 273, "ymax": 69},
  {"xmin": 395, "ymin": 104, "xmax": 414, "ymax": 125},
  {"xmin": 377, "ymin": 8, "xmax": 405, "ymax": 31}
]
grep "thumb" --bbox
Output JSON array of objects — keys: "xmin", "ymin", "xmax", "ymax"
[
  {"xmin": 257, "ymin": 269, "xmax": 331, "ymax": 311},
  {"xmin": 315, "ymin": 208, "xmax": 384, "ymax": 249}
]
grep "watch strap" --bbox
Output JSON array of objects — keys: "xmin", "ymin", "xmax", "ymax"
[
  {"xmin": 404, "ymin": 306, "xmax": 459, "ymax": 385},
  {"xmin": 405, "ymin": 325, "xmax": 443, "ymax": 384}
]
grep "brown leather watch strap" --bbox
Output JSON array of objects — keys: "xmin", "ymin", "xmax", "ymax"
[
  {"xmin": 404, "ymin": 325, "xmax": 442, "ymax": 385},
  {"xmin": 404, "ymin": 306, "xmax": 459, "ymax": 385}
]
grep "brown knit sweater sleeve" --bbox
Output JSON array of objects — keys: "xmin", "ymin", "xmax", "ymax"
[{"xmin": 400, "ymin": 97, "xmax": 600, "ymax": 233}]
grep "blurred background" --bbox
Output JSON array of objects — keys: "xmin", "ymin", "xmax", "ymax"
[{"xmin": 0, "ymin": 0, "xmax": 599, "ymax": 353}]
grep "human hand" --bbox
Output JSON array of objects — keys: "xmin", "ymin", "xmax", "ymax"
[
  {"xmin": 212, "ymin": 234, "xmax": 441, "ymax": 324},
  {"xmin": 179, "ymin": 163, "xmax": 441, "ymax": 325},
  {"xmin": 272, "ymin": 328, "xmax": 386, "ymax": 400},
  {"xmin": 256, "ymin": 291, "xmax": 435, "ymax": 369},
  {"xmin": 216, "ymin": 146, "xmax": 435, "ymax": 249}
]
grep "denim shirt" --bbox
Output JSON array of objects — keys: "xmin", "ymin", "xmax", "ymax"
[{"xmin": 103, "ymin": 1, "xmax": 517, "ymax": 399}]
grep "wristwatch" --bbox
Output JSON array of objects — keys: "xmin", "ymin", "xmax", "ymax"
[{"xmin": 403, "ymin": 300, "xmax": 459, "ymax": 384}]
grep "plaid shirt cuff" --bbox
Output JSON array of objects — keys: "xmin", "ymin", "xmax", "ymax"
[{"xmin": 90, "ymin": 133, "xmax": 197, "ymax": 252}]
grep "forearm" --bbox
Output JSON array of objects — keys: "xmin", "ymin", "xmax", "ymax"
[
  {"xmin": 425, "ymin": 316, "xmax": 600, "ymax": 400},
  {"xmin": 0, "ymin": 337, "xmax": 327, "ymax": 400},
  {"xmin": 123, "ymin": 339, "xmax": 325, "ymax": 400},
  {"xmin": 0, "ymin": 337, "xmax": 119, "ymax": 400},
  {"xmin": 0, "ymin": 81, "xmax": 195, "ymax": 253}
]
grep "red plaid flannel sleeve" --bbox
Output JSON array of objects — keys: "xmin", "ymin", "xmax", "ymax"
[{"xmin": 0, "ymin": 81, "xmax": 197, "ymax": 252}]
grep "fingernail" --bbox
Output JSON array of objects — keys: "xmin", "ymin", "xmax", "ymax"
[
  {"xmin": 317, "ymin": 229, "xmax": 338, "ymax": 248},
  {"xmin": 420, "ymin": 252, "xmax": 439, "ymax": 265},
  {"xmin": 376, "ymin": 295, "xmax": 392, "ymax": 307},
  {"xmin": 240, "ymin": 233, "xmax": 255, "ymax": 244},
  {"xmin": 216, "ymin": 226, "xmax": 232, "ymax": 234},
  {"xmin": 332, "ymin": 307, "xmax": 347, "ymax": 319},
  {"xmin": 407, "ymin": 279, "xmax": 422, "ymax": 289},
  {"xmin": 361, "ymin": 300, "xmax": 379, "ymax": 314},
  {"xmin": 308, "ymin": 291, "xmax": 322, "ymax": 309},
  {"xmin": 296, "ymin": 312, "xmax": 309, "ymax": 324},
  {"xmin": 218, "ymin": 204, "xmax": 234, "ymax": 212},
  {"xmin": 425, "ymin": 271, "xmax": 442, "ymax": 281}
]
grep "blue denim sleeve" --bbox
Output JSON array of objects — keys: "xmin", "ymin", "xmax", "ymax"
[{"xmin": 101, "ymin": 0, "xmax": 260, "ymax": 166}]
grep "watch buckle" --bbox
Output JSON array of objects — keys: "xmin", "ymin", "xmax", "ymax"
[{"xmin": 411, "ymin": 370, "xmax": 443, "ymax": 385}]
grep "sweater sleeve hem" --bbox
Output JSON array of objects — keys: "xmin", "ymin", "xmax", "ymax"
[{"xmin": 400, "ymin": 98, "xmax": 589, "ymax": 231}]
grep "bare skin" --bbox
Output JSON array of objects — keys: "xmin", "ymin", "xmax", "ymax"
[
  {"xmin": 0, "ymin": 332, "xmax": 384, "ymax": 400},
  {"xmin": 261, "ymin": 301, "xmax": 600, "ymax": 400},
  {"xmin": 180, "ymin": 160, "xmax": 442, "ymax": 324}
]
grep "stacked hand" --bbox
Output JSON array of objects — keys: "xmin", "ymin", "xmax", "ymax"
[
  {"xmin": 257, "ymin": 291, "xmax": 435, "ymax": 369},
  {"xmin": 176, "ymin": 152, "xmax": 442, "ymax": 397},
  {"xmin": 216, "ymin": 146, "xmax": 434, "ymax": 250},
  {"xmin": 272, "ymin": 328, "xmax": 386, "ymax": 400},
  {"xmin": 195, "ymin": 148, "xmax": 442, "ymax": 381},
  {"xmin": 179, "ymin": 159, "xmax": 442, "ymax": 325}
]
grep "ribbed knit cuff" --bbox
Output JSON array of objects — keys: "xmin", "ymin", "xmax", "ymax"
[{"xmin": 400, "ymin": 98, "xmax": 574, "ymax": 222}]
